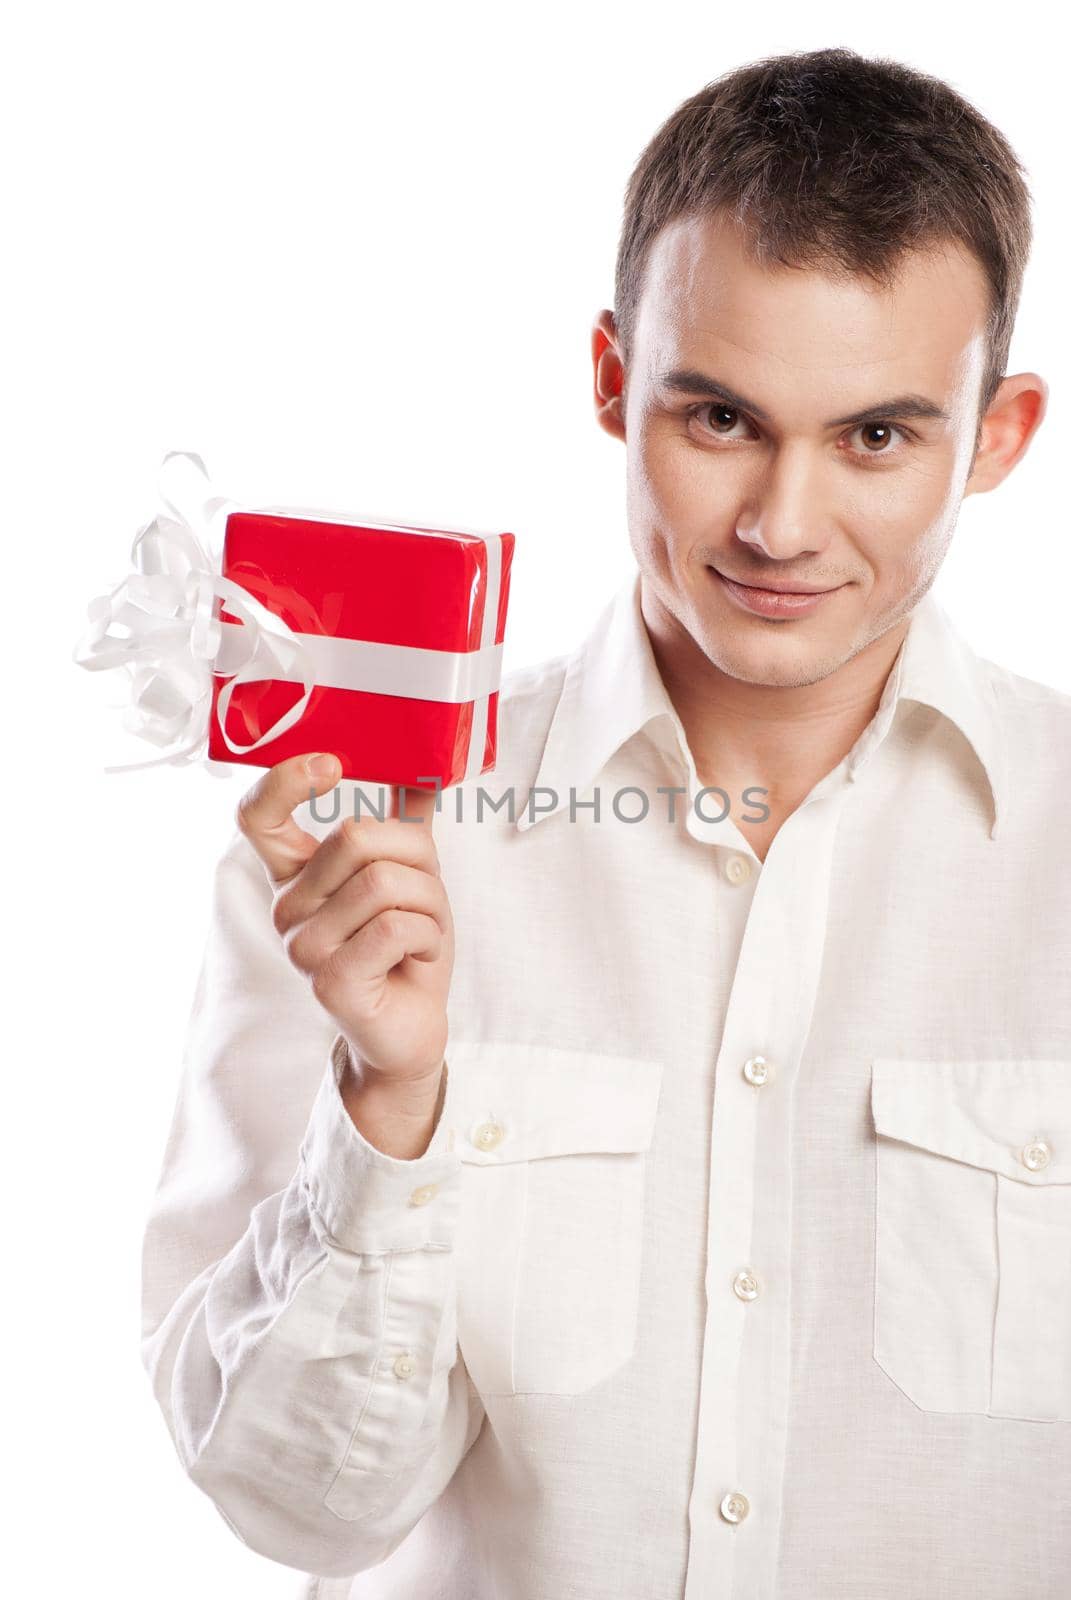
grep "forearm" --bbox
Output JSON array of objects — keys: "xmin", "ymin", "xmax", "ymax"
[
  {"xmin": 143, "ymin": 1033, "xmax": 478, "ymax": 1580},
  {"xmin": 174, "ymin": 1178, "xmax": 468, "ymax": 1576}
]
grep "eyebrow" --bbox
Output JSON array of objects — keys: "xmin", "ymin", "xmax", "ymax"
[{"xmin": 657, "ymin": 367, "xmax": 950, "ymax": 428}]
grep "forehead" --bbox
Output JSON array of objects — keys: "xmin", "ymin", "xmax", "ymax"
[{"xmin": 634, "ymin": 211, "xmax": 990, "ymax": 393}]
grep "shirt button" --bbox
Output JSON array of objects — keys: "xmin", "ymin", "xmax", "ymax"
[
  {"xmin": 733, "ymin": 1268, "xmax": 760, "ymax": 1301},
  {"xmin": 408, "ymin": 1183, "xmax": 439, "ymax": 1207},
  {"xmin": 720, "ymin": 1490, "xmax": 750, "ymax": 1524},
  {"xmin": 725, "ymin": 853, "xmax": 752, "ymax": 885},
  {"xmin": 472, "ymin": 1119, "xmax": 505, "ymax": 1151},
  {"xmin": 742, "ymin": 1054, "xmax": 770, "ymax": 1086},
  {"xmin": 392, "ymin": 1352, "xmax": 416, "ymax": 1380},
  {"xmin": 1021, "ymin": 1138, "xmax": 1052, "ymax": 1171}
]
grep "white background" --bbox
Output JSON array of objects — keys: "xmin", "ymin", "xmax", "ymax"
[{"xmin": 7, "ymin": 3, "xmax": 1066, "ymax": 1595}]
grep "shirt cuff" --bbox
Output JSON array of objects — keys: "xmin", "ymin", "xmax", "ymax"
[{"xmin": 298, "ymin": 1032, "xmax": 462, "ymax": 1255}]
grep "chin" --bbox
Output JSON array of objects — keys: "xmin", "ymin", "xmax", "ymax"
[{"xmin": 699, "ymin": 626, "xmax": 842, "ymax": 688}]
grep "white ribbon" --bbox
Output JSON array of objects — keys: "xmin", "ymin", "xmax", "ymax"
[
  {"xmin": 72, "ymin": 451, "xmax": 319, "ymax": 775},
  {"xmin": 74, "ymin": 450, "xmax": 507, "ymax": 779}
]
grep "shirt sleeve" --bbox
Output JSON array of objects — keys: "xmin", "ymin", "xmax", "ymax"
[{"xmin": 139, "ymin": 822, "xmax": 484, "ymax": 1581}]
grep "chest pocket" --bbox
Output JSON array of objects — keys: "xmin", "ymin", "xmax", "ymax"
[
  {"xmin": 444, "ymin": 1040, "xmax": 664, "ymax": 1398},
  {"xmin": 871, "ymin": 1058, "xmax": 1071, "ymax": 1422}
]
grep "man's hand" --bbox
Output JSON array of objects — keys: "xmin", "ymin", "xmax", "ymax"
[{"xmin": 236, "ymin": 753, "xmax": 454, "ymax": 1092}]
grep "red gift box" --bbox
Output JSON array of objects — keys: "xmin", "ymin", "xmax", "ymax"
[{"xmin": 206, "ymin": 508, "xmax": 515, "ymax": 790}]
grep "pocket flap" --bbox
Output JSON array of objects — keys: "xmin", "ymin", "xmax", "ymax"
[
  {"xmin": 443, "ymin": 1041, "xmax": 665, "ymax": 1164},
  {"xmin": 871, "ymin": 1058, "xmax": 1071, "ymax": 1183}
]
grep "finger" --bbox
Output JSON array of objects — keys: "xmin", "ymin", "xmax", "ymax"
[
  {"xmin": 282, "ymin": 860, "xmax": 450, "ymax": 974},
  {"xmin": 313, "ymin": 911, "xmax": 446, "ymax": 1014},
  {"xmin": 356, "ymin": 907, "xmax": 444, "ymax": 965},
  {"xmin": 283, "ymin": 777, "xmax": 441, "ymax": 915},
  {"xmin": 287, "ymin": 802, "xmax": 441, "ymax": 907},
  {"xmin": 236, "ymin": 751, "xmax": 342, "ymax": 886},
  {"xmin": 388, "ymin": 782, "xmax": 441, "ymax": 829}
]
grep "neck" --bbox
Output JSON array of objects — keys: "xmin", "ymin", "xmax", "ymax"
[{"xmin": 641, "ymin": 585, "xmax": 910, "ymax": 824}]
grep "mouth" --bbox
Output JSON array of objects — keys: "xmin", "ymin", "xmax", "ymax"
[{"xmin": 709, "ymin": 568, "xmax": 846, "ymax": 619}]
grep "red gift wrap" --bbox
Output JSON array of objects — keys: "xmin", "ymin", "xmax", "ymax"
[{"xmin": 207, "ymin": 509, "xmax": 515, "ymax": 790}]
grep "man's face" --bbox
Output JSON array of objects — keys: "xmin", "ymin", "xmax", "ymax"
[{"xmin": 605, "ymin": 211, "xmax": 993, "ymax": 688}]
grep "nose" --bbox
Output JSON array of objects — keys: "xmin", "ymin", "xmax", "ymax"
[{"xmin": 734, "ymin": 443, "xmax": 834, "ymax": 561}]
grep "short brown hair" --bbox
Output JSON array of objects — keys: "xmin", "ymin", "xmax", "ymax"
[{"xmin": 613, "ymin": 47, "xmax": 1033, "ymax": 428}]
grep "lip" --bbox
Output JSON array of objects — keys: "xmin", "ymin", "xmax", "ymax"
[{"xmin": 711, "ymin": 569, "xmax": 845, "ymax": 618}]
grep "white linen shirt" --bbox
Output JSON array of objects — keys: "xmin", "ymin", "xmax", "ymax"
[{"xmin": 140, "ymin": 566, "xmax": 1071, "ymax": 1600}]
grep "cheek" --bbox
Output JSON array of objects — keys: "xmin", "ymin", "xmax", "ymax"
[
  {"xmin": 624, "ymin": 483, "xmax": 669, "ymax": 577},
  {"xmin": 908, "ymin": 521, "xmax": 958, "ymax": 589},
  {"xmin": 832, "ymin": 448, "xmax": 960, "ymax": 539},
  {"xmin": 866, "ymin": 515, "xmax": 956, "ymax": 613},
  {"xmin": 630, "ymin": 423, "xmax": 713, "ymax": 523},
  {"xmin": 895, "ymin": 479, "xmax": 964, "ymax": 570}
]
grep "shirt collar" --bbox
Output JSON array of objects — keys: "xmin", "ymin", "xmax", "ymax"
[{"xmin": 516, "ymin": 567, "xmax": 1005, "ymax": 841}]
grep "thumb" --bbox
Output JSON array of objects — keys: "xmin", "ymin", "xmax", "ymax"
[{"xmin": 236, "ymin": 751, "xmax": 343, "ymax": 887}]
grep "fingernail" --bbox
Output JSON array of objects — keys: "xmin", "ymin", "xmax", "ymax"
[{"xmin": 305, "ymin": 754, "xmax": 339, "ymax": 782}]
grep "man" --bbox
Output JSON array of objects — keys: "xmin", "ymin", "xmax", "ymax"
[{"xmin": 140, "ymin": 45, "xmax": 1070, "ymax": 1600}]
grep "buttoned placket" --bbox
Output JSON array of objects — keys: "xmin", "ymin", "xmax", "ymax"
[{"xmin": 682, "ymin": 762, "xmax": 854, "ymax": 1600}]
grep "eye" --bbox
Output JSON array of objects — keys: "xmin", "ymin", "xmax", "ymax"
[
  {"xmin": 690, "ymin": 402, "xmax": 752, "ymax": 439},
  {"xmin": 851, "ymin": 421, "xmax": 910, "ymax": 455},
  {"xmin": 687, "ymin": 403, "xmax": 915, "ymax": 463}
]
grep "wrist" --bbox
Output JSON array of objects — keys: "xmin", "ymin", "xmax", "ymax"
[{"xmin": 342, "ymin": 1039, "xmax": 446, "ymax": 1105}]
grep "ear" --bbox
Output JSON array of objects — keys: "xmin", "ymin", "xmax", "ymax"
[
  {"xmin": 963, "ymin": 372, "xmax": 1048, "ymax": 495},
  {"xmin": 592, "ymin": 309, "xmax": 627, "ymax": 444}
]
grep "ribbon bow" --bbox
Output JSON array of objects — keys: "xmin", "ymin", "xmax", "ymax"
[{"xmin": 73, "ymin": 450, "xmax": 316, "ymax": 775}]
